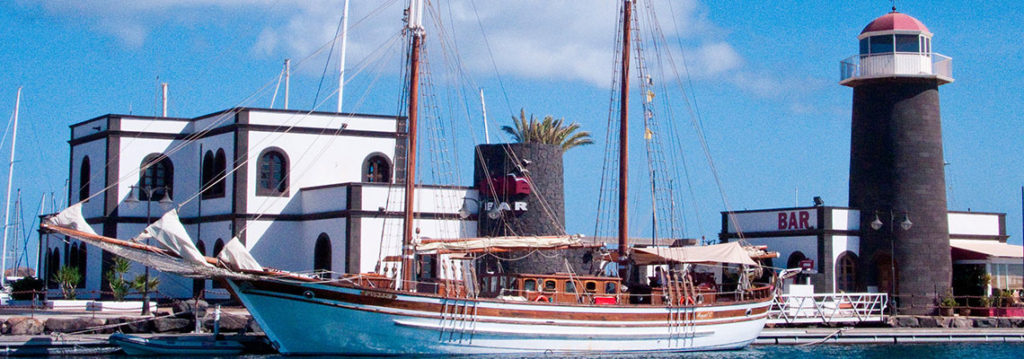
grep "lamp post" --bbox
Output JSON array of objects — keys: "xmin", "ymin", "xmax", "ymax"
[
  {"xmin": 870, "ymin": 210, "xmax": 912, "ymax": 316},
  {"xmin": 125, "ymin": 185, "xmax": 172, "ymax": 315}
]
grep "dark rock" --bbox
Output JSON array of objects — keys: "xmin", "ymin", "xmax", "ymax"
[
  {"xmin": 916, "ymin": 316, "xmax": 939, "ymax": 328},
  {"xmin": 7, "ymin": 317, "xmax": 44, "ymax": 335},
  {"xmin": 973, "ymin": 318, "xmax": 998, "ymax": 328},
  {"xmin": 951, "ymin": 317, "xmax": 972, "ymax": 328},
  {"xmin": 171, "ymin": 299, "xmax": 209, "ymax": 319},
  {"xmin": 105, "ymin": 317, "xmax": 151, "ymax": 334},
  {"xmin": 1012, "ymin": 318, "xmax": 1024, "ymax": 328},
  {"xmin": 203, "ymin": 312, "xmax": 250, "ymax": 332},
  {"xmin": 895, "ymin": 316, "xmax": 919, "ymax": 327},
  {"xmin": 44, "ymin": 317, "xmax": 106, "ymax": 333},
  {"xmin": 153, "ymin": 317, "xmax": 192, "ymax": 333},
  {"xmin": 996, "ymin": 318, "xmax": 1014, "ymax": 328}
]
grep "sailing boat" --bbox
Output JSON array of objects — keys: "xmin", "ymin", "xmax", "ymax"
[{"xmin": 42, "ymin": 0, "xmax": 776, "ymax": 354}]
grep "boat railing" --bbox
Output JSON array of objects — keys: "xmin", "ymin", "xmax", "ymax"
[
  {"xmin": 492, "ymin": 284, "xmax": 773, "ymax": 306},
  {"xmin": 768, "ymin": 291, "xmax": 888, "ymax": 325}
]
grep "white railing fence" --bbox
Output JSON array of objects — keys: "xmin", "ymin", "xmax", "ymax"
[
  {"xmin": 839, "ymin": 53, "xmax": 952, "ymax": 82},
  {"xmin": 768, "ymin": 292, "xmax": 888, "ymax": 325}
]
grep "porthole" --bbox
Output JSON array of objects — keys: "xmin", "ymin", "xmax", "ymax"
[{"xmin": 303, "ymin": 290, "xmax": 315, "ymax": 299}]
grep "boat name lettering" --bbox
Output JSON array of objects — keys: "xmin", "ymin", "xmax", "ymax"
[{"xmin": 361, "ymin": 290, "xmax": 396, "ymax": 300}]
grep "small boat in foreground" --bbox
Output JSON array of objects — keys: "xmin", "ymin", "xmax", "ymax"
[{"xmin": 108, "ymin": 333, "xmax": 246, "ymax": 356}]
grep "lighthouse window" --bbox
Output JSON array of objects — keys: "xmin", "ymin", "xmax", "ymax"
[
  {"xmin": 859, "ymin": 38, "xmax": 869, "ymax": 55},
  {"xmin": 869, "ymin": 35, "xmax": 893, "ymax": 54},
  {"xmin": 895, "ymin": 35, "xmax": 919, "ymax": 52}
]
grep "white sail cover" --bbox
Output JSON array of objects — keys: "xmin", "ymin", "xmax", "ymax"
[
  {"xmin": 135, "ymin": 209, "xmax": 212, "ymax": 268},
  {"xmin": 631, "ymin": 242, "xmax": 759, "ymax": 266},
  {"xmin": 44, "ymin": 202, "xmax": 98, "ymax": 236},
  {"xmin": 218, "ymin": 236, "xmax": 262, "ymax": 271},
  {"xmin": 415, "ymin": 235, "xmax": 582, "ymax": 254}
]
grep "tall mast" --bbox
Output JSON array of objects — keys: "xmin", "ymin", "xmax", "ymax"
[
  {"xmin": 1, "ymin": 87, "xmax": 21, "ymax": 287},
  {"xmin": 617, "ymin": 0, "xmax": 633, "ymax": 281},
  {"xmin": 337, "ymin": 0, "xmax": 351, "ymax": 113},
  {"xmin": 401, "ymin": 0, "xmax": 425, "ymax": 290}
]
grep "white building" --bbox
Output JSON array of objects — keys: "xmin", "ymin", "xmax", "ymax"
[
  {"xmin": 720, "ymin": 206, "xmax": 1021, "ymax": 294},
  {"xmin": 44, "ymin": 107, "xmax": 478, "ymax": 299}
]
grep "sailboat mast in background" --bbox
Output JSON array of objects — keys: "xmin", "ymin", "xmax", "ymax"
[{"xmin": 1, "ymin": 87, "xmax": 21, "ymax": 287}]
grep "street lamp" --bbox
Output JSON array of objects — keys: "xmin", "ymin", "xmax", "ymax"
[
  {"xmin": 871, "ymin": 210, "xmax": 912, "ymax": 316},
  {"xmin": 125, "ymin": 184, "xmax": 173, "ymax": 315}
]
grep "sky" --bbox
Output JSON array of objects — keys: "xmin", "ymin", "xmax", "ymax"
[{"xmin": 0, "ymin": 0, "xmax": 1021, "ymax": 272}]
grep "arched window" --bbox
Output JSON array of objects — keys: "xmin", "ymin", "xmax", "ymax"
[
  {"xmin": 49, "ymin": 248, "xmax": 61, "ymax": 288},
  {"xmin": 313, "ymin": 233, "xmax": 332, "ymax": 278},
  {"xmin": 201, "ymin": 150, "xmax": 215, "ymax": 198},
  {"xmin": 257, "ymin": 148, "xmax": 288, "ymax": 196},
  {"xmin": 194, "ymin": 240, "xmax": 207, "ymax": 297},
  {"xmin": 212, "ymin": 239, "xmax": 225, "ymax": 288},
  {"xmin": 787, "ymin": 251, "xmax": 807, "ymax": 269},
  {"xmin": 77, "ymin": 244, "xmax": 87, "ymax": 288},
  {"xmin": 79, "ymin": 157, "xmax": 91, "ymax": 202},
  {"xmin": 363, "ymin": 154, "xmax": 391, "ymax": 183},
  {"xmin": 201, "ymin": 149, "xmax": 227, "ymax": 199},
  {"xmin": 836, "ymin": 252, "xmax": 858, "ymax": 292},
  {"xmin": 213, "ymin": 149, "xmax": 227, "ymax": 196},
  {"xmin": 139, "ymin": 154, "xmax": 173, "ymax": 201},
  {"xmin": 69, "ymin": 243, "xmax": 79, "ymax": 272}
]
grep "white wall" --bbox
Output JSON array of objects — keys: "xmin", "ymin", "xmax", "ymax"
[
  {"xmin": 948, "ymin": 212, "xmax": 1001, "ymax": 237},
  {"xmin": 726, "ymin": 208, "xmax": 818, "ymax": 233}
]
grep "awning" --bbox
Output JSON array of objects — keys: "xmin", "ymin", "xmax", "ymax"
[
  {"xmin": 631, "ymin": 242, "xmax": 759, "ymax": 266},
  {"xmin": 950, "ymin": 239, "xmax": 1023, "ymax": 259}
]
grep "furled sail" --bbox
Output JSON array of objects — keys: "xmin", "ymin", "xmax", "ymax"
[
  {"xmin": 45, "ymin": 202, "xmax": 97, "ymax": 236},
  {"xmin": 134, "ymin": 209, "xmax": 212, "ymax": 268},
  {"xmin": 217, "ymin": 236, "xmax": 262, "ymax": 271},
  {"xmin": 631, "ymin": 242, "xmax": 759, "ymax": 266},
  {"xmin": 415, "ymin": 235, "xmax": 583, "ymax": 254},
  {"xmin": 42, "ymin": 205, "xmax": 254, "ymax": 280}
]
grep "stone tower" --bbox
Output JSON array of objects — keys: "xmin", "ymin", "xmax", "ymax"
[{"xmin": 842, "ymin": 10, "xmax": 954, "ymax": 314}]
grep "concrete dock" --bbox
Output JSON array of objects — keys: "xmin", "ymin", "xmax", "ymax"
[{"xmin": 757, "ymin": 327, "xmax": 1024, "ymax": 345}]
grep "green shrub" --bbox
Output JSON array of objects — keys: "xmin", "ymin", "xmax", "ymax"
[
  {"xmin": 52, "ymin": 266, "xmax": 81, "ymax": 299},
  {"xmin": 10, "ymin": 276, "xmax": 44, "ymax": 300}
]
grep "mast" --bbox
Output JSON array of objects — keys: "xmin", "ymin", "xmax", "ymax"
[
  {"xmin": 337, "ymin": 0, "xmax": 351, "ymax": 113},
  {"xmin": 1, "ymin": 87, "xmax": 21, "ymax": 287},
  {"xmin": 617, "ymin": 0, "xmax": 633, "ymax": 281},
  {"xmin": 401, "ymin": 0, "xmax": 425, "ymax": 290}
]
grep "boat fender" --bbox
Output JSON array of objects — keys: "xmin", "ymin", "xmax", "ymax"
[
  {"xmin": 680, "ymin": 296, "xmax": 696, "ymax": 306},
  {"xmin": 695, "ymin": 294, "xmax": 704, "ymax": 305},
  {"xmin": 534, "ymin": 295, "xmax": 549, "ymax": 303}
]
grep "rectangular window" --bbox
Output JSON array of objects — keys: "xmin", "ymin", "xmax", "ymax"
[
  {"xmin": 895, "ymin": 35, "xmax": 919, "ymax": 52},
  {"xmin": 869, "ymin": 35, "xmax": 893, "ymax": 54},
  {"xmin": 859, "ymin": 38, "xmax": 869, "ymax": 55}
]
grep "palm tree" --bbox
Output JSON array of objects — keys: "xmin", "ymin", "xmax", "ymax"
[{"xmin": 501, "ymin": 109, "xmax": 593, "ymax": 151}]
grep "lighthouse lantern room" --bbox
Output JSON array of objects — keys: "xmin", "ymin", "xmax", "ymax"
[{"xmin": 840, "ymin": 10, "xmax": 953, "ymax": 86}]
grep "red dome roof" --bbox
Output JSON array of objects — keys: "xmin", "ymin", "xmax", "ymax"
[{"xmin": 861, "ymin": 12, "xmax": 930, "ymax": 34}]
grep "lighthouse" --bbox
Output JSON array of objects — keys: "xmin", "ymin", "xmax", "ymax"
[{"xmin": 843, "ymin": 10, "xmax": 954, "ymax": 314}]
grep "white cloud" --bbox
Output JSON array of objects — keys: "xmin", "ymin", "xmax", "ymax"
[{"xmin": 31, "ymin": 0, "xmax": 820, "ymax": 111}]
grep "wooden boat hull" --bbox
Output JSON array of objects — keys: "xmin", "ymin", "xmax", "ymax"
[{"xmin": 229, "ymin": 278, "xmax": 771, "ymax": 355}]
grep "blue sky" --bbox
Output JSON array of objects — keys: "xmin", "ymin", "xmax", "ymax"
[{"xmin": 0, "ymin": 1, "xmax": 1021, "ymax": 271}]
